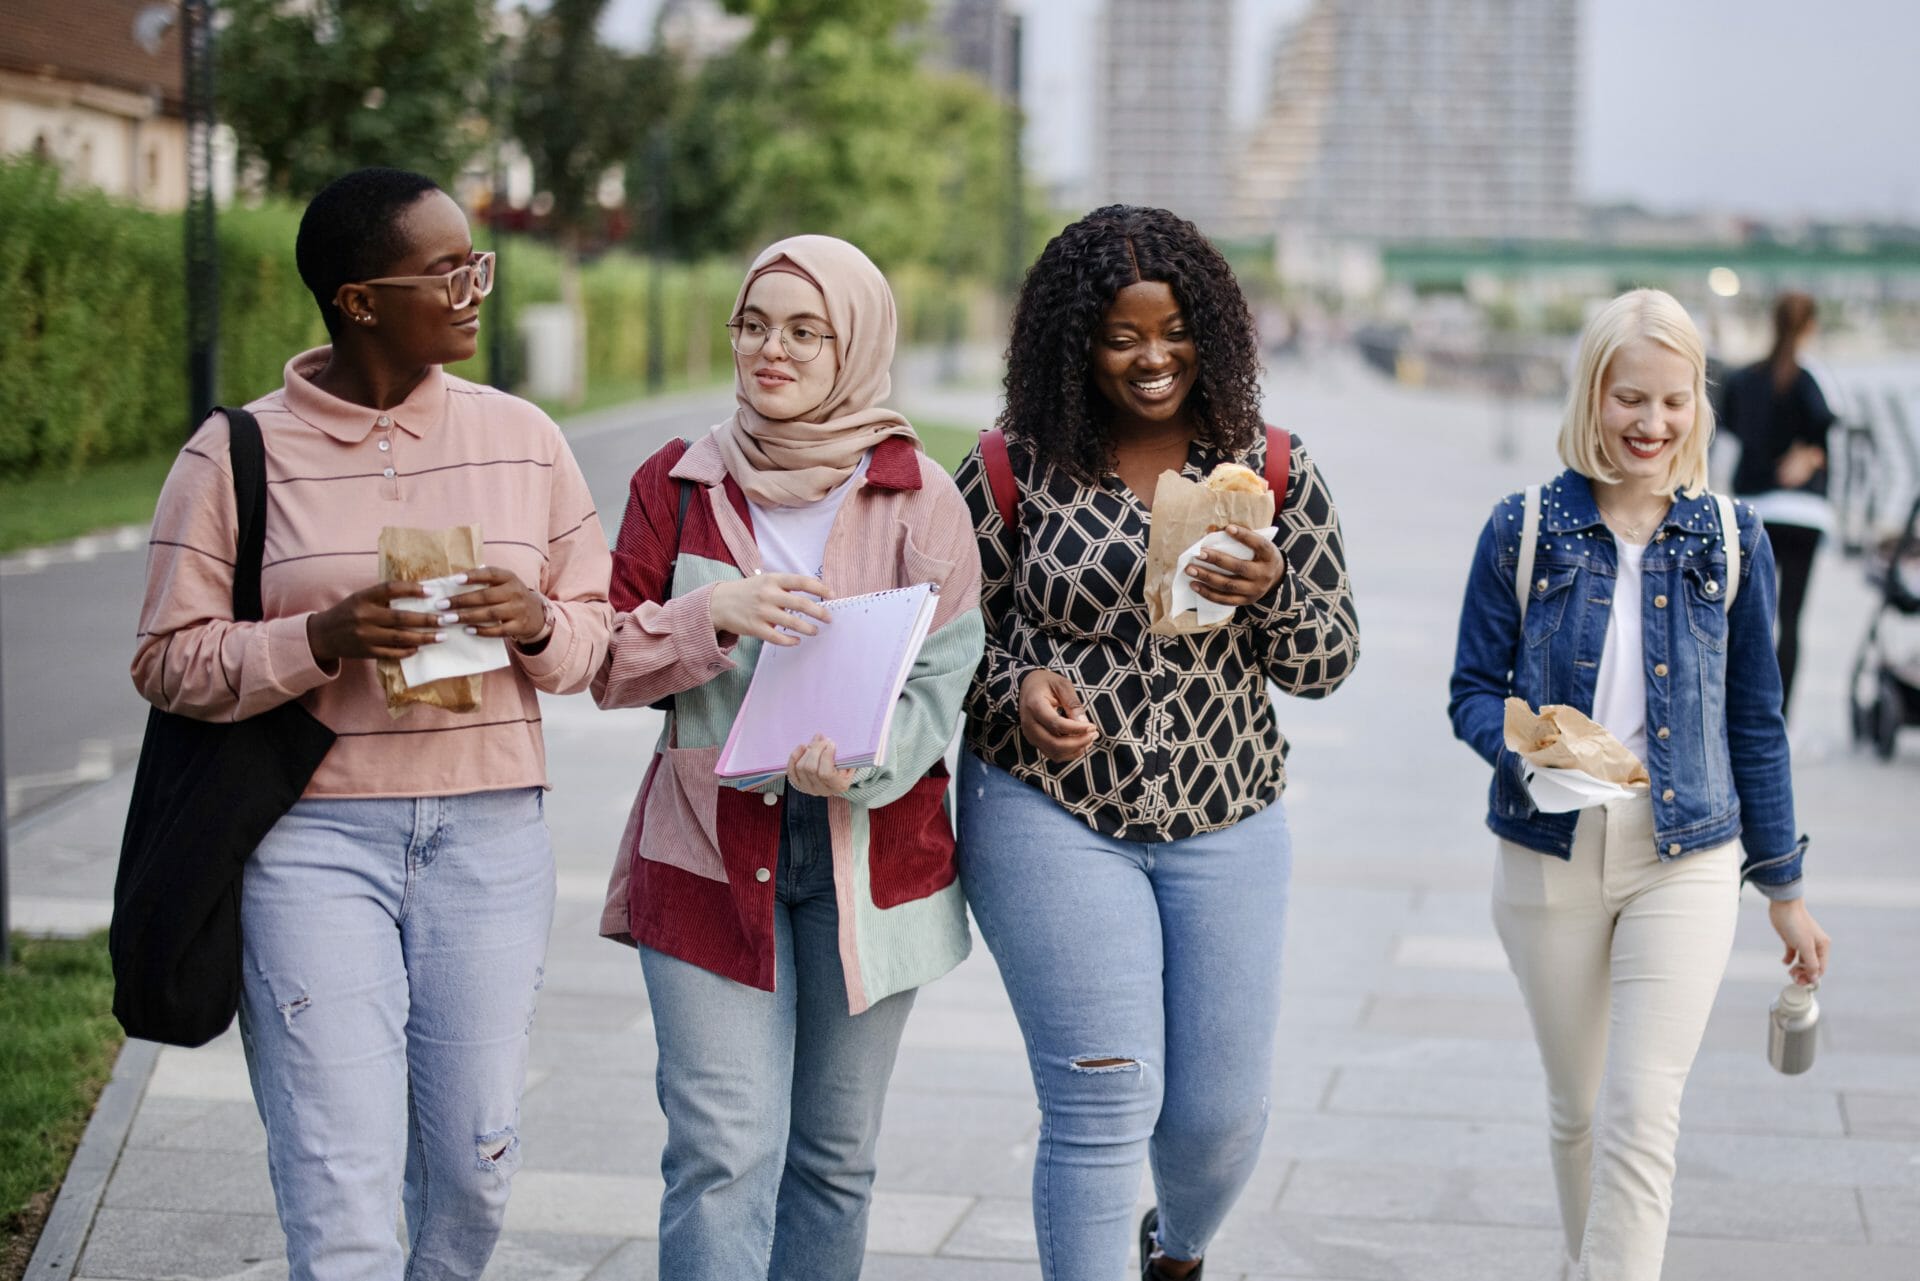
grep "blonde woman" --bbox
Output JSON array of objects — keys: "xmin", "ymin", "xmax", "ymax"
[{"xmin": 1447, "ymin": 289, "xmax": 1831, "ymax": 1280}]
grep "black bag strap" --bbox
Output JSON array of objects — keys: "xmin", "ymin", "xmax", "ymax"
[{"xmin": 219, "ymin": 407, "xmax": 270, "ymax": 623}]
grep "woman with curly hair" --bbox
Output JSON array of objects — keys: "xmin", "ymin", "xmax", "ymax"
[{"xmin": 952, "ymin": 205, "xmax": 1359, "ymax": 1280}]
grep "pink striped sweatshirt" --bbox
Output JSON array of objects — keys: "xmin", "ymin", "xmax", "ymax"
[{"xmin": 132, "ymin": 348, "xmax": 614, "ymax": 798}]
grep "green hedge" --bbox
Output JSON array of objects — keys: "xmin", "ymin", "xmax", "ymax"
[{"xmin": 0, "ymin": 159, "xmax": 1002, "ymax": 481}]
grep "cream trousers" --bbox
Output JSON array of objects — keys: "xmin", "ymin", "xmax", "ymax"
[{"xmin": 1492, "ymin": 797, "xmax": 1740, "ymax": 1281}]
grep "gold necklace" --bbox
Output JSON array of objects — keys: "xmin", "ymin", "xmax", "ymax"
[{"xmin": 1596, "ymin": 501, "xmax": 1669, "ymax": 541}]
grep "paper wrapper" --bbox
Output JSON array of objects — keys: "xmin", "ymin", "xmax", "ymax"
[
  {"xmin": 1145, "ymin": 470, "xmax": 1278, "ymax": 635},
  {"xmin": 377, "ymin": 525, "xmax": 485, "ymax": 717},
  {"xmin": 1503, "ymin": 698, "xmax": 1650, "ymax": 787}
]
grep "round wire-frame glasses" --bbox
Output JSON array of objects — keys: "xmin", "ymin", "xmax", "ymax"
[
  {"xmin": 358, "ymin": 251, "xmax": 496, "ymax": 310},
  {"xmin": 726, "ymin": 317, "xmax": 836, "ymax": 363}
]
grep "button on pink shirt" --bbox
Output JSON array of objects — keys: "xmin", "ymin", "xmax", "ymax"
[{"xmin": 133, "ymin": 348, "xmax": 614, "ymax": 798}]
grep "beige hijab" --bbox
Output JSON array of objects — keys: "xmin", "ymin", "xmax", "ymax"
[{"xmin": 713, "ymin": 235, "xmax": 919, "ymax": 508}]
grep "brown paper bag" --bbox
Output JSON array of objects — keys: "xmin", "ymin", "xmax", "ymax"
[
  {"xmin": 1144, "ymin": 470, "xmax": 1278, "ymax": 635},
  {"xmin": 377, "ymin": 524, "xmax": 485, "ymax": 717},
  {"xmin": 1502, "ymin": 698, "xmax": 1651, "ymax": 786}
]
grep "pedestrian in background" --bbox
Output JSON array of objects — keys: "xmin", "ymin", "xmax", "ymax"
[
  {"xmin": 591, "ymin": 235, "xmax": 984, "ymax": 1281},
  {"xmin": 1719, "ymin": 291, "xmax": 1837, "ymax": 719},
  {"xmin": 1448, "ymin": 288, "xmax": 1831, "ymax": 1281},
  {"xmin": 132, "ymin": 167, "xmax": 613, "ymax": 1279},
  {"xmin": 954, "ymin": 204, "xmax": 1359, "ymax": 1281}
]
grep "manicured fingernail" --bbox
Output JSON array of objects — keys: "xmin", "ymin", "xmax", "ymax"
[
  {"xmin": 433, "ymin": 631, "xmax": 446, "ymax": 643},
  {"xmin": 450, "ymin": 573, "xmax": 469, "ymax": 584},
  {"xmin": 434, "ymin": 598, "xmax": 452, "ymax": 609},
  {"xmin": 438, "ymin": 612, "xmax": 459, "ymax": 624},
  {"xmin": 464, "ymin": 626, "xmax": 479, "ymax": 635}
]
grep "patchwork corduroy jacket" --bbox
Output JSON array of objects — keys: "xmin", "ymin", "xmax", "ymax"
[{"xmin": 594, "ymin": 433, "xmax": 985, "ymax": 1013}]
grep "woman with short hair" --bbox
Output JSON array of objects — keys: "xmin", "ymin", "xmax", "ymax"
[
  {"xmin": 1449, "ymin": 288, "xmax": 1831, "ymax": 1280},
  {"xmin": 133, "ymin": 166, "xmax": 612, "ymax": 1278}
]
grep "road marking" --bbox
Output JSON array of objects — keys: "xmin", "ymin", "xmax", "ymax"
[{"xmin": 6, "ymin": 739, "xmax": 116, "ymax": 815}]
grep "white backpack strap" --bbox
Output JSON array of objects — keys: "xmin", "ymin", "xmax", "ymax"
[
  {"xmin": 1514, "ymin": 485, "xmax": 1541, "ymax": 626},
  {"xmin": 1713, "ymin": 492, "xmax": 1740, "ymax": 612}
]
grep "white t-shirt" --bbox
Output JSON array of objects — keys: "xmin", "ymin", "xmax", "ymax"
[
  {"xmin": 747, "ymin": 453, "xmax": 870, "ymax": 578},
  {"xmin": 1593, "ymin": 539, "xmax": 1648, "ymax": 764}
]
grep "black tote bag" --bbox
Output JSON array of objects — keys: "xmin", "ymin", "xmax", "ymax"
[{"xmin": 110, "ymin": 408, "xmax": 336, "ymax": 1047}]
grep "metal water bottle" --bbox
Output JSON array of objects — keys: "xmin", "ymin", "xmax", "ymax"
[{"xmin": 1767, "ymin": 981, "xmax": 1820, "ymax": 1075}]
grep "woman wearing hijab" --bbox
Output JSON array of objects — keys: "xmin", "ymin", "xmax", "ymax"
[{"xmin": 592, "ymin": 235, "xmax": 985, "ymax": 1281}]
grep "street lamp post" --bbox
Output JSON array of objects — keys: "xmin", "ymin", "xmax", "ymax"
[{"xmin": 183, "ymin": 0, "xmax": 219, "ymax": 430}]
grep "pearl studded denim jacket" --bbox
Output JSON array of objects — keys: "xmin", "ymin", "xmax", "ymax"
[{"xmin": 1448, "ymin": 469, "xmax": 1806, "ymax": 898}]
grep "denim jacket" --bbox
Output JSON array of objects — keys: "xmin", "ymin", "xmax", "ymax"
[{"xmin": 1448, "ymin": 469, "xmax": 1806, "ymax": 898}]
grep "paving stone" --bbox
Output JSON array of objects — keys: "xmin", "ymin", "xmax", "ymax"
[
  {"xmin": 122, "ymin": 1097, "xmax": 268, "ymax": 1154},
  {"xmin": 1667, "ymin": 1175, "xmax": 1867, "ymax": 1243},
  {"xmin": 145, "ymin": 1042, "xmax": 255, "ymax": 1103},
  {"xmin": 1843, "ymin": 1091, "xmax": 1920, "ymax": 1138},
  {"xmin": 504, "ymin": 1171, "xmax": 660, "ymax": 1239},
  {"xmin": 581, "ymin": 1238, "xmax": 659, "ymax": 1280},
  {"xmin": 1357, "ymin": 994, "xmax": 1534, "ymax": 1041},
  {"xmin": 865, "ymin": 1189, "xmax": 974, "ymax": 1255},
  {"xmin": 479, "ymin": 1231, "xmax": 629, "ymax": 1280},
  {"xmin": 77, "ymin": 1207, "xmax": 289, "ymax": 1278},
  {"xmin": 934, "ymin": 1195, "xmax": 1035, "ymax": 1260},
  {"xmin": 1679, "ymin": 1128, "xmax": 1920, "ymax": 1189},
  {"xmin": 1206, "ymin": 1212, "xmax": 1567, "ymax": 1281},
  {"xmin": 859, "ymin": 1255, "xmax": 1041, "ymax": 1280},
  {"xmin": 1678, "ymin": 1079, "xmax": 1847, "ymax": 1137},
  {"xmin": 101, "ymin": 1148, "xmax": 278, "ymax": 1216},
  {"xmin": 1322, "ymin": 1066, "xmax": 1543, "ymax": 1124},
  {"xmin": 1858, "ymin": 1186, "xmax": 1920, "ymax": 1245},
  {"xmin": 1660, "ymin": 1234, "xmax": 1920, "ymax": 1280},
  {"xmin": 1273, "ymin": 1161, "xmax": 1559, "ymax": 1229}
]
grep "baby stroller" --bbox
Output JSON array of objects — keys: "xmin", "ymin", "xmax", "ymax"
[{"xmin": 1849, "ymin": 491, "xmax": 1920, "ymax": 759}]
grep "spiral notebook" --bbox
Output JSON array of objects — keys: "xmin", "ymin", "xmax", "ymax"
[{"xmin": 716, "ymin": 582, "xmax": 939, "ymax": 782}]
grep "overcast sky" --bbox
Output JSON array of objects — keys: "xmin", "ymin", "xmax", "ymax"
[{"xmin": 598, "ymin": 0, "xmax": 1920, "ymax": 223}]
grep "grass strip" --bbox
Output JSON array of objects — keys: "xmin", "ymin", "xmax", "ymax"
[
  {"xmin": 1, "ymin": 933, "xmax": 123, "ymax": 1280},
  {"xmin": 0, "ymin": 456, "xmax": 174, "ymax": 555}
]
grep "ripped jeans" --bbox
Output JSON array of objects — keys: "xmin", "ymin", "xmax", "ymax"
[
  {"xmin": 956, "ymin": 755, "xmax": 1293, "ymax": 1281},
  {"xmin": 237, "ymin": 788, "xmax": 554, "ymax": 1281}
]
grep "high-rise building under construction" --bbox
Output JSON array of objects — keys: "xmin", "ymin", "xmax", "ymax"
[
  {"xmin": 1095, "ymin": 0, "xmax": 1235, "ymax": 232},
  {"xmin": 1236, "ymin": 0, "xmax": 1580, "ymax": 242}
]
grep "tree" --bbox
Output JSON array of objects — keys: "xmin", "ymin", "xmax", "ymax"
[
  {"xmin": 662, "ymin": 0, "xmax": 1016, "ymax": 279},
  {"xmin": 505, "ymin": 0, "xmax": 674, "ymax": 402},
  {"xmin": 216, "ymin": 0, "xmax": 496, "ymax": 196}
]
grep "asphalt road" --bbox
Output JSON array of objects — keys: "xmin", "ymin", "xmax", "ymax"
[{"xmin": 0, "ymin": 391, "xmax": 730, "ymax": 822}]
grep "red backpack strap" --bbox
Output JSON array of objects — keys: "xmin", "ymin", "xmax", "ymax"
[
  {"xmin": 981, "ymin": 427, "xmax": 1019, "ymax": 533},
  {"xmin": 1264, "ymin": 424, "xmax": 1291, "ymax": 513}
]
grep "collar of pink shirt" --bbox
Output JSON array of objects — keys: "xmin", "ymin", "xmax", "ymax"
[{"xmin": 279, "ymin": 346, "xmax": 450, "ymax": 443}]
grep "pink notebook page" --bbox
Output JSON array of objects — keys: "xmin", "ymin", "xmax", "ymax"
[{"xmin": 716, "ymin": 582, "xmax": 937, "ymax": 779}]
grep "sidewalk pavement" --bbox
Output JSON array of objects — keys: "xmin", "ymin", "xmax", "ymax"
[{"xmin": 13, "ymin": 355, "xmax": 1919, "ymax": 1279}]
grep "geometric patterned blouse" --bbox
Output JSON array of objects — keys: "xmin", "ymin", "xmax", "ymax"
[{"xmin": 954, "ymin": 429, "xmax": 1360, "ymax": 842}]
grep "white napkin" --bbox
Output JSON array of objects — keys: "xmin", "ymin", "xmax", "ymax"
[
  {"xmin": 391, "ymin": 574, "xmax": 511, "ymax": 688},
  {"xmin": 1170, "ymin": 526, "xmax": 1279, "ymax": 627},
  {"xmin": 1522, "ymin": 763, "xmax": 1645, "ymax": 813}
]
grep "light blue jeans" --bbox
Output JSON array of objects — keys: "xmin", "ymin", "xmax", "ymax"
[
  {"xmin": 237, "ymin": 788, "xmax": 554, "ymax": 1281},
  {"xmin": 956, "ymin": 754, "xmax": 1293, "ymax": 1281},
  {"xmin": 640, "ymin": 789, "xmax": 918, "ymax": 1281}
]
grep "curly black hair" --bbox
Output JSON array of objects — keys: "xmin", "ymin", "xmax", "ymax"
[
  {"xmin": 296, "ymin": 167, "xmax": 442, "ymax": 337},
  {"xmin": 999, "ymin": 205, "xmax": 1263, "ymax": 481}
]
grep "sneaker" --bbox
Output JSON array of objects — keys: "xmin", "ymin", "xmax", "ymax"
[{"xmin": 1138, "ymin": 1207, "xmax": 1205, "ymax": 1279}]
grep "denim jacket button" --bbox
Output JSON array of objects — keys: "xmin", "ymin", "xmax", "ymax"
[
  {"xmin": 1535, "ymin": 577, "xmax": 1548, "ymax": 592},
  {"xmin": 1668, "ymin": 842, "xmax": 1682, "ymax": 856},
  {"xmin": 755, "ymin": 867, "xmax": 771, "ymax": 882},
  {"xmin": 1656, "ymin": 726, "xmax": 1671, "ymax": 740},
  {"xmin": 1662, "ymin": 788, "xmax": 1676, "ymax": 802},
  {"xmin": 1706, "ymin": 580, "xmax": 1720, "ymax": 595},
  {"xmin": 1654, "ymin": 663, "xmax": 1669, "ymax": 677},
  {"xmin": 1653, "ymin": 594, "xmax": 1668, "ymax": 608}
]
